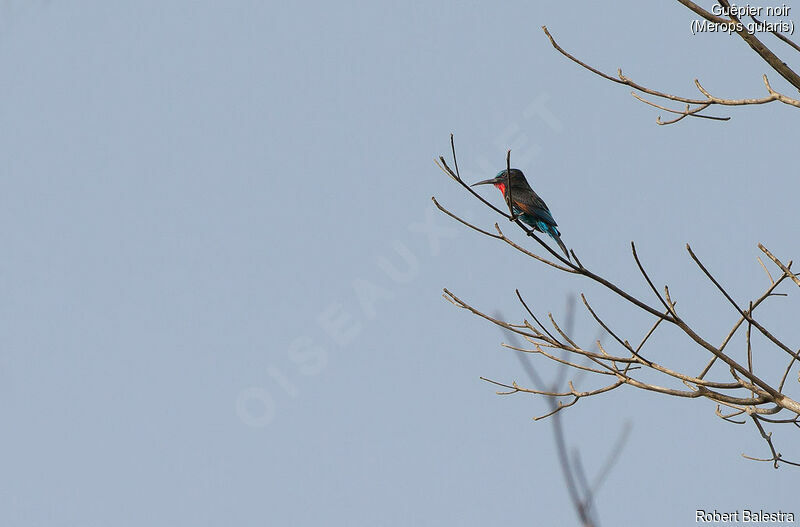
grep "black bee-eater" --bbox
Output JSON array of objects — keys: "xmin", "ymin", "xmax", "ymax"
[{"xmin": 472, "ymin": 168, "xmax": 569, "ymax": 258}]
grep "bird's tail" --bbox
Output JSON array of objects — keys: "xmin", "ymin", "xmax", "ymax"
[
  {"xmin": 541, "ymin": 224, "xmax": 569, "ymax": 260},
  {"xmin": 552, "ymin": 232, "xmax": 569, "ymax": 260},
  {"xmin": 532, "ymin": 220, "xmax": 570, "ymax": 260}
]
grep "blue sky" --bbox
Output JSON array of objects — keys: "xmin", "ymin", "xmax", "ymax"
[{"xmin": 1, "ymin": 1, "xmax": 798, "ymax": 525}]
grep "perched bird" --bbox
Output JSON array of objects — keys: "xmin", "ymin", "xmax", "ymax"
[{"xmin": 472, "ymin": 168, "xmax": 569, "ymax": 258}]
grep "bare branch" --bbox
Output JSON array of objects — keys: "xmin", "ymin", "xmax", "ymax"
[
  {"xmin": 742, "ymin": 413, "xmax": 800, "ymax": 468},
  {"xmin": 677, "ymin": 0, "xmax": 800, "ymax": 91},
  {"xmin": 516, "ymin": 289, "xmax": 562, "ymax": 345},
  {"xmin": 687, "ymin": 244, "xmax": 800, "ymax": 362},
  {"xmin": 749, "ymin": 11, "xmax": 800, "ymax": 54},
  {"xmin": 759, "ymin": 244, "xmax": 800, "ymax": 288},
  {"xmin": 540, "ymin": 24, "xmax": 800, "ymax": 126}
]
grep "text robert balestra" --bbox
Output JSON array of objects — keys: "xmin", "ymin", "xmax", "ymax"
[{"xmin": 696, "ymin": 509, "xmax": 795, "ymax": 523}]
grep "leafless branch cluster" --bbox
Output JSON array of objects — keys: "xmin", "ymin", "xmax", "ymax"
[
  {"xmin": 543, "ymin": 1, "xmax": 800, "ymax": 124},
  {"xmin": 435, "ymin": 135, "xmax": 800, "ymax": 468},
  {"xmin": 499, "ymin": 305, "xmax": 631, "ymax": 527}
]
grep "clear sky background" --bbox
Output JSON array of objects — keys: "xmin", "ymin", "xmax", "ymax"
[{"xmin": 1, "ymin": 1, "xmax": 799, "ymax": 525}]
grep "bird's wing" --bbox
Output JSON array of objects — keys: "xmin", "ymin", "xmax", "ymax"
[{"xmin": 514, "ymin": 192, "xmax": 558, "ymax": 227}]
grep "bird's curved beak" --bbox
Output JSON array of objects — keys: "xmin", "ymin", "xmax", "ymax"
[{"xmin": 471, "ymin": 177, "xmax": 500, "ymax": 187}]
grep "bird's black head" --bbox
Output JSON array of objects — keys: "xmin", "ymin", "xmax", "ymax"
[{"xmin": 471, "ymin": 168, "xmax": 530, "ymax": 190}]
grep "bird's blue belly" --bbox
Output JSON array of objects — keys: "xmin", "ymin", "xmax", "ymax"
[{"xmin": 516, "ymin": 211, "xmax": 560, "ymax": 237}]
